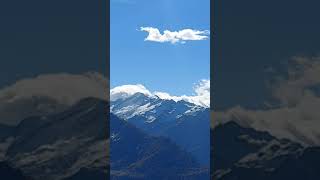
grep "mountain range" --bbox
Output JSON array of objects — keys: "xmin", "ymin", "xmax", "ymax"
[
  {"xmin": 0, "ymin": 95, "xmax": 209, "ymax": 180},
  {"xmin": 110, "ymin": 89, "xmax": 210, "ymax": 179},
  {"xmin": 5, "ymin": 73, "xmax": 320, "ymax": 179},
  {"xmin": 111, "ymin": 92, "xmax": 210, "ymax": 166},
  {"xmin": 0, "ymin": 74, "xmax": 210, "ymax": 179}
]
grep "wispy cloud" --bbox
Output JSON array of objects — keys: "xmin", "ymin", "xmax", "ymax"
[
  {"xmin": 213, "ymin": 56, "xmax": 320, "ymax": 146},
  {"xmin": 0, "ymin": 72, "xmax": 108, "ymax": 105},
  {"xmin": 110, "ymin": 84, "xmax": 152, "ymax": 101},
  {"xmin": 155, "ymin": 79, "xmax": 210, "ymax": 107},
  {"xmin": 140, "ymin": 27, "xmax": 210, "ymax": 44}
]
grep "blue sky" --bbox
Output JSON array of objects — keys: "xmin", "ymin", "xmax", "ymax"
[{"xmin": 110, "ymin": 0, "xmax": 210, "ymax": 95}]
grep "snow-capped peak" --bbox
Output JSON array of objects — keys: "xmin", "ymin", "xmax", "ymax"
[{"xmin": 110, "ymin": 80, "xmax": 210, "ymax": 107}]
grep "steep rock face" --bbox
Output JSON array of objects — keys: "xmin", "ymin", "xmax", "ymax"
[
  {"xmin": 111, "ymin": 93, "xmax": 210, "ymax": 165},
  {"xmin": 111, "ymin": 93, "xmax": 195, "ymax": 122},
  {"xmin": 110, "ymin": 114, "xmax": 209, "ymax": 180}
]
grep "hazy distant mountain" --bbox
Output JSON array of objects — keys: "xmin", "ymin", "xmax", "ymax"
[
  {"xmin": 111, "ymin": 92, "xmax": 210, "ymax": 165},
  {"xmin": 110, "ymin": 114, "xmax": 209, "ymax": 180}
]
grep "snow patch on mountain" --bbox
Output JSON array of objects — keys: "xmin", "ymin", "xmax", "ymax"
[
  {"xmin": 133, "ymin": 103, "xmax": 156, "ymax": 116},
  {"xmin": 146, "ymin": 116, "xmax": 156, "ymax": 123},
  {"xmin": 184, "ymin": 106, "xmax": 203, "ymax": 115},
  {"xmin": 111, "ymin": 101, "xmax": 161, "ymax": 120}
]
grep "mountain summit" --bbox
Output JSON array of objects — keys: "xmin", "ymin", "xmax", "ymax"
[{"xmin": 110, "ymin": 81, "xmax": 210, "ymax": 107}]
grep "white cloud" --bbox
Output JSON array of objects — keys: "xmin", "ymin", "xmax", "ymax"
[
  {"xmin": 110, "ymin": 84, "xmax": 152, "ymax": 101},
  {"xmin": 140, "ymin": 27, "xmax": 210, "ymax": 44},
  {"xmin": 110, "ymin": 79, "xmax": 210, "ymax": 107},
  {"xmin": 193, "ymin": 79, "xmax": 210, "ymax": 106},
  {"xmin": 0, "ymin": 72, "xmax": 108, "ymax": 105}
]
